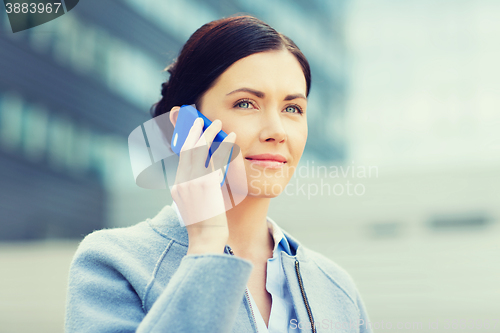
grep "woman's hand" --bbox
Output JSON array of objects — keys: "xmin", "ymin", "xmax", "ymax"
[{"xmin": 170, "ymin": 116, "xmax": 236, "ymax": 255}]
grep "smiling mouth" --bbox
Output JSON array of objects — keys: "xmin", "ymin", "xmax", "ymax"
[
  {"xmin": 245, "ymin": 158, "xmax": 286, "ymax": 162},
  {"xmin": 245, "ymin": 158, "xmax": 286, "ymax": 169}
]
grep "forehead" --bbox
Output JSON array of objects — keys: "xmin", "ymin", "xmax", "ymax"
[{"xmin": 211, "ymin": 50, "xmax": 307, "ymax": 96}]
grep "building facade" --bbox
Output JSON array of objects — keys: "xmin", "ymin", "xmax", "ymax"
[{"xmin": 0, "ymin": 0, "xmax": 347, "ymax": 239}]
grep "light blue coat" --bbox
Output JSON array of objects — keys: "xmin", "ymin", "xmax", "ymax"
[{"xmin": 65, "ymin": 204, "xmax": 374, "ymax": 333}]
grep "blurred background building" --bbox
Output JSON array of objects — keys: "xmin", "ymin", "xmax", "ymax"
[
  {"xmin": 1, "ymin": 0, "xmax": 499, "ymax": 332},
  {"xmin": 0, "ymin": 0, "xmax": 348, "ymax": 240}
]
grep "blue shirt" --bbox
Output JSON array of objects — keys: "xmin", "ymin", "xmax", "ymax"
[{"xmin": 172, "ymin": 201, "xmax": 296, "ymax": 332}]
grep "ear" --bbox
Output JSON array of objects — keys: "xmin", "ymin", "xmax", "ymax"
[{"xmin": 169, "ymin": 106, "xmax": 181, "ymax": 127}]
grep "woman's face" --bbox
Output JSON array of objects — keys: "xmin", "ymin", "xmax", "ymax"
[{"xmin": 190, "ymin": 49, "xmax": 308, "ymax": 198}]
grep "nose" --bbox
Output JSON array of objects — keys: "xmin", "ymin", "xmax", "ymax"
[{"xmin": 260, "ymin": 108, "xmax": 287, "ymax": 144}]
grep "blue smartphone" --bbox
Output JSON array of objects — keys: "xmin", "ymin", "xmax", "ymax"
[{"xmin": 171, "ymin": 104, "xmax": 233, "ymax": 186}]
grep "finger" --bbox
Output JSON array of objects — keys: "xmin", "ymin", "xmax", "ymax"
[
  {"xmin": 210, "ymin": 132, "xmax": 237, "ymax": 171},
  {"xmin": 182, "ymin": 117, "xmax": 204, "ymax": 152},
  {"xmin": 192, "ymin": 119, "xmax": 222, "ymax": 166},
  {"xmin": 193, "ymin": 119, "xmax": 222, "ymax": 151},
  {"xmin": 179, "ymin": 118, "xmax": 204, "ymax": 167}
]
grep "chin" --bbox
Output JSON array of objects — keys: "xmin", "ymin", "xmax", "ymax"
[{"xmin": 247, "ymin": 178, "xmax": 288, "ymax": 198}]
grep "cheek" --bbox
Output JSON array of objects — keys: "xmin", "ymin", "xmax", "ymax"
[
  {"xmin": 223, "ymin": 121, "xmax": 252, "ymax": 154},
  {"xmin": 298, "ymin": 128, "xmax": 308, "ymax": 148},
  {"xmin": 289, "ymin": 125, "xmax": 308, "ymax": 161},
  {"xmin": 223, "ymin": 119, "xmax": 307, "ymax": 198}
]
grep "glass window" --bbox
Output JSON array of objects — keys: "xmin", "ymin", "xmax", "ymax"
[
  {"xmin": 23, "ymin": 103, "xmax": 49, "ymax": 162},
  {"xmin": 52, "ymin": 15, "xmax": 78, "ymax": 67},
  {"xmin": 73, "ymin": 24, "xmax": 97, "ymax": 74},
  {"xmin": 88, "ymin": 131, "xmax": 105, "ymax": 179},
  {"xmin": 105, "ymin": 38, "xmax": 127, "ymax": 96},
  {"xmin": 93, "ymin": 32, "xmax": 111, "ymax": 82},
  {"xmin": 71, "ymin": 124, "xmax": 92, "ymax": 174},
  {"xmin": 98, "ymin": 135, "xmax": 128, "ymax": 189},
  {"xmin": 61, "ymin": 117, "xmax": 76, "ymax": 171},
  {"xmin": 21, "ymin": 11, "xmax": 164, "ymax": 112},
  {"xmin": 46, "ymin": 114, "xmax": 71, "ymax": 170},
  {"xmin": 28, "ymin": 25, "xmax": 53, "ymax": 54},
  {"xmin": 124, "ymin": 0, "xmax": 218, "ymax": 40},
  {"xmin": 0, "ymin": 93, "xmax": 24, "ymax": 152}
]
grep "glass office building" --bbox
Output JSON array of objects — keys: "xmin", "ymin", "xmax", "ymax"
[{"xmin": 0, "ymin": 0, "xmax": 347, "ymax": 239}]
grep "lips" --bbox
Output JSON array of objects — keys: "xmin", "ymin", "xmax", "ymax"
[
  {"xmin": 245, "ymin": 154, "xmax": 287, "ymax": 169},
  {"xmin": 245, "ymin": 153, "xmax": 287, "ymax": 163}
]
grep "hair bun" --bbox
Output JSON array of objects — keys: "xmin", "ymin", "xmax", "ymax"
[{"xmin": 161, "ymin": 82, "xmax": 169, "ymax": 98}]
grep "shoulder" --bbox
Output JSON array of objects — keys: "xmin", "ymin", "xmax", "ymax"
[
  {"xmin": 281, "ymin": 226, "xmax": 360, "ymax": 302},
  {"xmin": 71, "ymin": 222, "xmax": 164, "ymax": 275},
  {"xmin": 299, "ymin": 245, "xmax": 374, "ymax": 331},
  {"xmin": 71, "ymin": 205, "xmax": 185, "ymax": 276},
  {"xmin": 301, "ymin": 245, "xmax": 361, "ymax": 304},
  {"xmin": 75, "ymin": 220, "xmax": 161, "ymax": 255}
]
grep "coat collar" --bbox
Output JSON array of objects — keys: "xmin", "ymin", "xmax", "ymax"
[{"xmin": 147, "ymin": 203, "xmax": 310, "ymax": 263}]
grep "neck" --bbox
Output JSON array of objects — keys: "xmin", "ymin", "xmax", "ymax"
[{"xmin": 225, "ymin": 196, "xmax": 274, "ymax": 261}]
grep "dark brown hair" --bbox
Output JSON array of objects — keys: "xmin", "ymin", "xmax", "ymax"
[{"xmin": 150, "ymin": 15, "xmax": 311, "ymax": 119}]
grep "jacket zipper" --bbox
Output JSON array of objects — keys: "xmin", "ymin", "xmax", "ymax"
[
  {"xmin": 226, "ymin": 246, "xmax": 316, "ymax": 333},
  {"xmin": 226, "ymin": 245, "xmax": 259, "ymax": 333},
  {"xmin": 295, "ymin": 259, "xmax": 316, "ymax": 333}
]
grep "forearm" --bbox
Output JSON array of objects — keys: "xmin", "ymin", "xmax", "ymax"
[{"xmin": 137, "ymin": 253, "xmax": 253, "ymax": 333}]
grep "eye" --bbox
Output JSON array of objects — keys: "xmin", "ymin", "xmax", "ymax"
[
  {"xmin": 284, "ymin": 105, "xmax": 303, "ymax": 114},
  {"xmin": 237, "ymin": 101, "xmax": 251, "ymax": 108},
  {"xmin": 234, "ymin": 99, "xmax": 256, "ymax": 109}
]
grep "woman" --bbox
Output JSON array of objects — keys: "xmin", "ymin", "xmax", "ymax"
[{"xmin": 65, "ymin": 16, "xmax": 373, "ymax": 333}]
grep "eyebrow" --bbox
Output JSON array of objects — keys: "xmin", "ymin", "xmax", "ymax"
[{"xmin": 226, "ymin": 87, "xmax": 307, "ymax": 101}]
